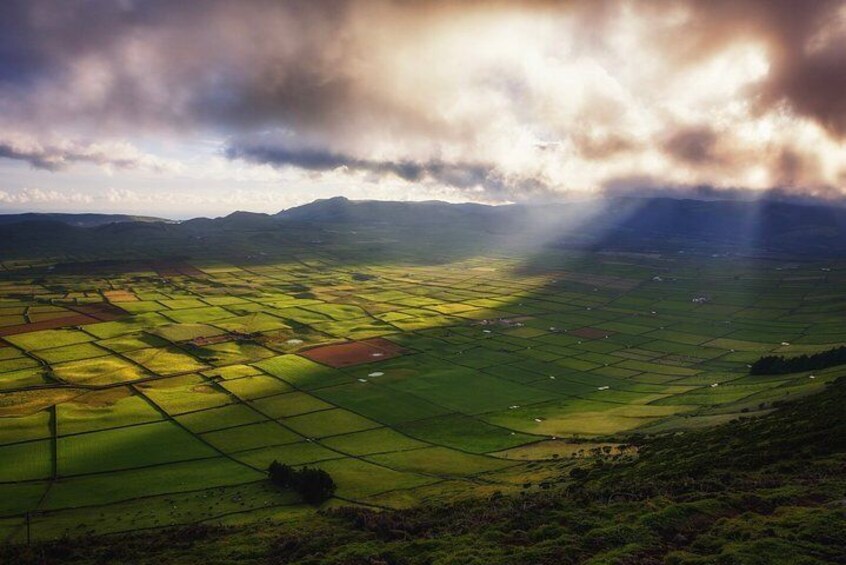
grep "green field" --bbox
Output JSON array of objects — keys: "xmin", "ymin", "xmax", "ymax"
[{"xmin": 1, "ymin": 245, "xmax": 844, "ymax": 542}]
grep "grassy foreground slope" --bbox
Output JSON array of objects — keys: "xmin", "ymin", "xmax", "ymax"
[{"xmin": 5, "ymin": 376, "xmax": 844, "ymax": 564}]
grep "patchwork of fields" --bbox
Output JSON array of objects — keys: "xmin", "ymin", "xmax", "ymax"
[{"xmin": 1, "ymin": 249, "xmax": 843, "ymax": 541}]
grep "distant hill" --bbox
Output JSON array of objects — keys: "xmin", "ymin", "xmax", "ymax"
[
  {"xmin": 276, "ymin": 195, "xmax": 846, "ymax": 256},
  {"xmin": 4, "ymin": 196, "xmax": 846, "ymax": 259},
  {"xmin": 276, "ymin": 196, "xmax": 494, "ymax": 224},
  {"xmin": 555, "ymin": 197, "xmax": 846, "ymax": 255},
  {"xmin": 0, "ymin": 212, "xmax": 172, "ymax": 228}
]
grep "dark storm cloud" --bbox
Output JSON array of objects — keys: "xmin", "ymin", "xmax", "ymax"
[
  {"xmin": 601, "ymin": 177, "xmax": 846, "ymax": 205},
  {"xmin": 0, "ymin": 2, "xmax": 46, "ymax": 84},
  {"xmin": 662, "ymin": 0, "xmax": 846, "ymax": 136},
  {"xmin": 2, "ymin": 0, "xmax": 843, "ymax": 136},
  {"xmin": 226, "ymin": 142, "xmax": 511, "ymax": 191},
  {"xmin": 0, "ymin": 137, "xmax": 162, "ymax": 171},
  {"xmin": 0, "ymin": 142, "xmax": 64, "ymax": 171},
  {"xmin": 0, "ymin": 0, "xmax": 356, "ymax": 131},
  {"xmin": 662, "ymin": 126, "xmax": 720, "ymax": 165}
]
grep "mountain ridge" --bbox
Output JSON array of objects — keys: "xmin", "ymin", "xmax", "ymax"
[
  {"xmin": 4, "ymin": 196, "xmax": 846, "ymax": 258},
  {"xmin": 0, "ymin": 212, "xmax": 173, "ymax": 227}
]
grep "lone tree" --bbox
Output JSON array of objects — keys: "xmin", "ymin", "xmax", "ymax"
[{"xmin": 268, "ymin": 460, "xmax": 336, "ymax": 504}]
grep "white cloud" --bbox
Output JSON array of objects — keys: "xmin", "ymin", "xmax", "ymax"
[
  {"xmin": 2, "ymin": 0, "xmax": 845, "ymax": 212},
  {"xmin": 0, "ymin": 187, "xmax": 94, "ymax": 204},
  {"xmin": 0, "ymin": 132, "xmax": 184, "ymax": 173}
]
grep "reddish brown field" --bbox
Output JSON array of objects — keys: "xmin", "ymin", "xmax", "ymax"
[
  {"xmin": 299, "ymin": 337, "xmax": 407, "ymax": 368},
  {"xmin": 0, "ymin": 314, "xmax": 98, "ymax": 336},
  {"xmin": 569, "ymin": 327, "xmax": 615, "ymax": 340},
  {"xmin": 151, "ymin": 261, "xmax": 206, "ymax": 277},
  {"xmin": 71, "ymin": 303, "xmax": 129, "ymax": 321},
  {"xmin": 0, "ymin": 303, "xmax": 129, "ymax": 336}
]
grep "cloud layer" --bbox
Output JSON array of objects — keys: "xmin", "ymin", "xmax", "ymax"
[
  {"xmin": 0, "ymin": 133, "xmax": 179, "ymax": 172},
  {"xmin": 1, "ymin": 0, "xmax": 845, "ymax": 208}
]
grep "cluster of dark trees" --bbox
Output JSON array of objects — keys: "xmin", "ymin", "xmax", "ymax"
[
  {"xmin": 750, "ymin": 345, "xmax": 846, "ymax": 375},
  {"xmin": 268, "ymin": 460, "xmax": 336, "ymax": 504}
]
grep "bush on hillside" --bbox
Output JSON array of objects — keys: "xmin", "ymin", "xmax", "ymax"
[{"xmin": 268, "ymin": 460, "xmax": 336, "ymax": 504}]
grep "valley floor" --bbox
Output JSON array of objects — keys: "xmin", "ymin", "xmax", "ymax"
[{"xmin": 0, "ymin": 245, "xmax": 844, "ymax": 560}]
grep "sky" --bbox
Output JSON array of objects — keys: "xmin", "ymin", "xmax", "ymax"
[{"xmin": 1, "ymin": 0, "xmax": 845, "ymax": 218}]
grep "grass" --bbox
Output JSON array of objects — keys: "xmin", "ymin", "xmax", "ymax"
[
  {"xmin": 5, "ymin": 329, "xmax": 93, "ymax": 351},
  {"xmin": 150, "ymin": 323, "xmax": 226, "ymax": 342},
  {"xmin": 319, "ymin": 427, "xmax": 426, "ymax": 456},
  {"xmin": 57, "ymin": 421, "xmax": 218, "ymax": 475},
  {"xmin": 95, "ymin": 333, "xmax": 169, "ymax": 353},
  {"xmin": 218, "ymin": 374, "xmax": 293, "ymax": 399},
  {"xmin": 40, "ymin": 458, "xmax": 262, "ymax": 511},
  {"xmin": 0, "ymin": 482, "xmax": 48, "ymax": 516},
  {"xmin": 122, "ymin": 346, "xmax": 209, "ymax": 375},
  {"xmin": 53, "ymin": 356, "xmax": 148, "ymax": 386},
  {"xmin": 57, "ymin": 389, "xmax": 163, "ymax": 435},
  {"xmin": 202, "ymin": 364, "xmax": 263, "ymax": 380},
  {"xmin": 0, "ymin": 247, "xmax": 843, "ymax": 547},
  {"xmin": 0, "ymin": 369, "xmax": 48, "ymax": 391},
  {"xmin": 234, "ymin": 441, "xmax": 340, "ymax": 468},
  {"xmin": 367, "ymin": 446, "xmax": 514, "ymax": 476},
  {"xmin": 83, "ymin": 313, "xmax": 171, "ymax": 339},
  {"xmin": 254, "ymin": 355, "xmax": 347, "ymax": 390},
  {"xmin": 383, "ymin": 366, "xmax": 553, "ymax": 414},
  {"xmin": 213, "ymin": 313, "xmax": 291, "ymax": 333},
  {"xmin": 249, "ymin": 392, "xmax": 334, "ymax": 419},
  {"xmin": 314, "ymin": 383, "xmax": 452, "ymax": 425},
  {"xmin": 482, "ymin": 398, "xmax": 692, "ymax": 436},
  {"xmin": 137, "ymin": 375, "xmax": 232, "ymax": 415},
  {"xmin": 0, "ymin": 410, "xmax": 51, "ymax": 445},
  {"xmin": 160, "ymin": 306, "xmax": 234, "ymax": 325},
  {"xmin": 283, "ymin": 408, "xmax": 380, "ymax": 439},
  {"xmin": 0, "ymin": 440, "xmax": 52, "ymax": 482},
  {"xmin": 311, "ymin": 458, "xmax": 437, "ymax": 499},
  {"xmin": 187, "ymin": 341, "xmax": 275, "ymax": 366},
  {"xmin": 398, "ymin": 414, "xmax": 538, "ymax": 453},
  {"xmin": 32, "ymin": 343, "xmax": 109, "ymax": 364},
  {"xmin": 200, "ymin": 421, "xmax": 301, "ymax": 452}
]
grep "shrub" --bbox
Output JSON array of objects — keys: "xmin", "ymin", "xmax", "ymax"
[{"xmin": 268, "ymin": 460, "xmax": 336, "ymax": 504}]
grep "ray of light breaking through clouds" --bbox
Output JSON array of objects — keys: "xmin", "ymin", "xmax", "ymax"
[{"xmin": 0, "ymin": 0, "xmax": 845, "ymax": 215}]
